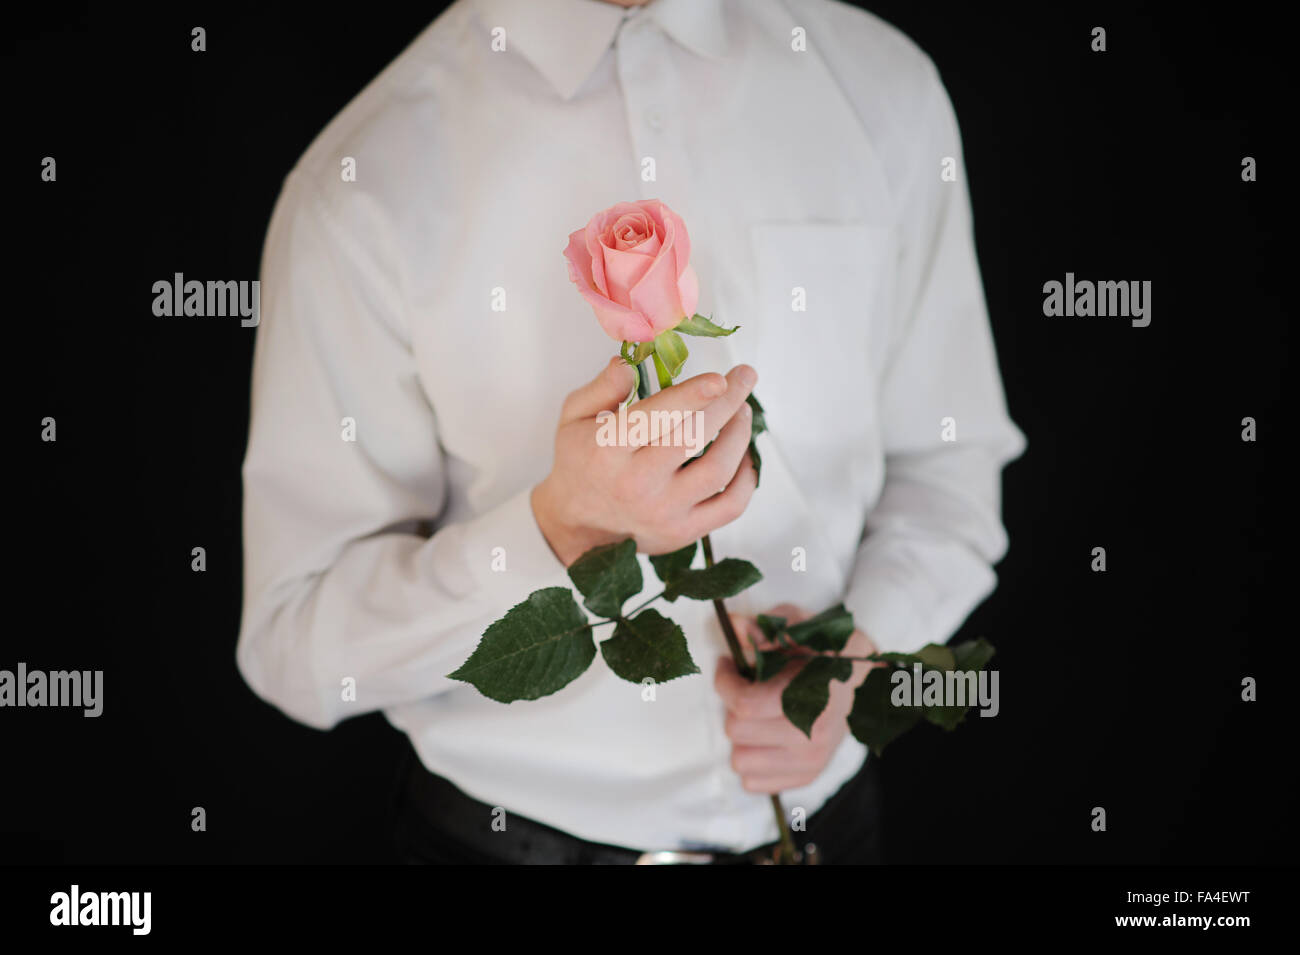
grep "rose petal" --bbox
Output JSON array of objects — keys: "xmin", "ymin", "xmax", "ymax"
[
  {"xmin": 677, "ymin": 263, "xmax": 699, "ymax": 320},
  {"xmin": 656, "ymin": 201, "xmax": 693, "ymax": 282},
  {"xmin": 575, "ymin": 281, "xmax": 656, "ymax": 342},
  {"xmin": 628, "ymin": 241, "xmax": 687, "ymax": 335},
  {"xmin": 563, "ymin": 228, "xmax": 595, "ymax": 287},
  {"xmin": 603, "ymin": 244, "xmax": 658, "ymax": 306},
  {"xmin": 582, "ymin": 223, "xmax": 610, "ymax": 297},
  {"xmin": 609, "ymin": 211, "xmax": 656, "ymax": 250}
]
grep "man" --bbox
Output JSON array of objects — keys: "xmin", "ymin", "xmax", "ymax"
[{"xmin": 237, "ymin": 0, "xmax": 1025, "ymax": 864}]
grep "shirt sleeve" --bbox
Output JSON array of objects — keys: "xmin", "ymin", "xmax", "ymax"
[
  {"xmin": 236, "ymin": 170, "xmax": 570, "ymax": 731},
  {"xmin": 842, "ymin": 64, "xmax": 1027, "ymax": 655}
]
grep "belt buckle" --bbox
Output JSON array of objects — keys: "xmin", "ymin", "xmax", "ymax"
[{"xmin": 634, "ymin": 850, "xmax": 716, "ymax": 865}]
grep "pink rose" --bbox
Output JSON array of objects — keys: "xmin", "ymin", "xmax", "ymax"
[{"xmin": 563, "ymin": 199, "xmax": 700, "ymax": 343}]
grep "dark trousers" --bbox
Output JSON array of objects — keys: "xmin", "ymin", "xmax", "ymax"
[{"xmin": 389, "ymin": 742, "xmax": 885, "ymax": 864}]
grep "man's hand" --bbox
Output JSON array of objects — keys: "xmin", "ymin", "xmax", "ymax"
[
  {"xmin": 532, "ymin": 356, "xmax": 759, "ymax": 565},
  {"xmin": 714, "ymin": 603, "xmax": 880, "ymax": 794}
]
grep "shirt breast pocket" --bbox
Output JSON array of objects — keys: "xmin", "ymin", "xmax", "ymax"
[{"xmin": 747, "ymin": 221, "xmax": 894, "ymax": 468}]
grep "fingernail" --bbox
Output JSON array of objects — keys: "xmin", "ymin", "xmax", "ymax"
[{"xmin": 738, "ymin": 366, "xmax": 757, "ymax": 389}]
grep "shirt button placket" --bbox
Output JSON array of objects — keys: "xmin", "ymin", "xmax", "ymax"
[{"xmin": 616, "ymin": 15, "xmax": 670, "ymax": 200}]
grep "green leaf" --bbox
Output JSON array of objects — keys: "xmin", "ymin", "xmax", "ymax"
[
  {"xmin": 916, "ymin": 644, "xmax": 956, "ymax": 670},
  {"xmin": 566, "ymin": 538, "xmax": 642, "ymax": 619},
  {"xmin": 662, "ymin": 558, "xmax": 762, "ymax": 602},
  {"xmin": 648, "ymin": 541, "xmax": 697, "ymax": 584},
  {"xmin": 652, "ymin": 350, "xmax": 673, "ymax": 389},
  {"xmin": 756, "ymin": 614, "xmax": 787, "ymax": 643},
  {"xmin": 654, "ymin": 329, "xmax": 690, "ymax": 380},
  {"xmin": 636, "ymin": 359, "xmax": 651, "ymax": 400},
  {"xmin": 620, "ymin": 340, "xmax": 655, "ymax": 365},
  {"xmin": 600, "ymin": 608, "xmax": 699, "ymax": 684},
  {"xmin": 922, "ymin": 639, "xmax": 997, "ymax": 731},
  {"xmin": 784, "ymin": 603, "xmax": 855, "ymax": 653},
  {"xmin": 676, "ymin": 313, "xmax": 739, "ymax": 338},
  {"xmin": 755, "ymin": 649, "xmax": 791, "ymax": 682},
  {"xmin": 847, "ymin": 665, "xmax": 924, "ymax": 757},
  {"xmin": 782, "ymin": 657, "xmax": 853, "ymax": 738},
  {"xmin": 952, "ymin": 638, "xmax": 996, "ymax": 672},
  {"xmin": 745, "ymin": 393, "xmax": 766, "ymax": 488},
  {"xmin": 921, "ymin": 702, "xmax": 971, "ymax": 731},
  {"xmin": 447, "ymin": 587, "xmax": 596, "ymax": 702},
  {"xmin": 747, "ymin": 393, "xmax": 767, "ymax": 436},
  {"xmin": 870, "ymin": 644, "xmax": 956, "ymax": 671},
  {"xmin": 756, "ymin": 616, "xmax": 791, "ymax": 667}
]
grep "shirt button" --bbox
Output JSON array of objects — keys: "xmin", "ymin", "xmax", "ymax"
[{"xmin": 645, "ymin": 106, "xmax": 665, "ymax": 131}]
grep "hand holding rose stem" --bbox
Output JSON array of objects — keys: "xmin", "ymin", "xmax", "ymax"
[
  {"xmin": 463, "ymin": 200, "xmax": 996, "ymax": 864},
  {"xmin": 455, "ymin": 199, "xmax": 995, "ymax": 864},
  {"xmin": 560, "ymin": 198, "xmax": 800, "ymax": 861}
]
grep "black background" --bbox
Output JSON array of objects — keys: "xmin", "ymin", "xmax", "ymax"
[{"xmin": 4, "ymin": 1, "xmax": 1290, "ymax": 865}]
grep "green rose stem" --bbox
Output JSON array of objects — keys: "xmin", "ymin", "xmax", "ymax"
[
  {"xmin": 635, "ymin": 355, "xmax": 796, "ymax": 864},
  {"xmin": 700, "ymin": 533, "xmax": 798, "ymax": 865}
]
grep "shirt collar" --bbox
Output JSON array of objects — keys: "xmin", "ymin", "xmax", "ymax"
[{"xmin": 475, "ymin": 0, "xmax": 729, "ymax": 101}]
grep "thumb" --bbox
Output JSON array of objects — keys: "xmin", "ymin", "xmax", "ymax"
[{"xmin": 560, "ymin": 356, "xmax": 636, "ymax": 425}]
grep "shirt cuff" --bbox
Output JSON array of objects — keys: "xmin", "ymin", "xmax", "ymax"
[
  {"xmin": 842, "ymin": 552, "xmax": 998, "ymax": 657},
  {"xmin": 842, "ymin": 566, "xmax": 929, "ymax": 657},
  {"xmin": 429, "ymin": 485, "xmax": 572, "ymax": 609}
]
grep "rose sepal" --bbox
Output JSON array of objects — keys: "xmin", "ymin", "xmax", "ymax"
[{"xmin": 675, "ymin": 313, "xmax": 739, "ymax": 338}]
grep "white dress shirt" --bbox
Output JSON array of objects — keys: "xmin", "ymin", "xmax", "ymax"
[{"xmin": 237, "ymin": 0, "xmax": 1026, "ymax": 852}]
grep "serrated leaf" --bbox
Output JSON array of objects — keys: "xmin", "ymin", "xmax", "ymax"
[
  {"xmin": 782, "ymin": 657, "xmax": 853, "ymax": 738},
  {"xmin": 755, "ymin": 649, "xmax": 790, "ymax": 682},
  {"xmin": 847, "ymin": 665, "xmax": 924, "ymax": 757},
  {"xmin": 662, "ymin": 558, "xmax": 762, "ymax": 602},
  {"xmin": 447, "ymin": 587, "xmax": 596, "ymax": 702},
  {"xmin": 648, "ymin": 540, "xmax": 697, "ymax": 584},
  {"xmin": 676, "ymin": 313, "xmax": 739, "ymax": 337},
  {"xmin": 785, "ymin": 603, "xmax": 855, "ymax": 653},
  {"xmin": 566, "ymin": 538, "xmax": 642, "ymax": 619},
  {"xmin": 600, "ymin": 608, "xmax": 699, "ymax": 684}
]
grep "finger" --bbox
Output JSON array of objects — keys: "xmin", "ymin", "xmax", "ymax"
[
  {"xmin": 725, "ymin": 712, "xmax": 808, "ymax": 747},
  {"xmin": 716, "ymin": 673, "xmax": 786, "ymax": 720},
  {"xmin": 559, "ymin": 356, "xmax": 637, "ymax": 425},
  {"xmin": 713, "ymin": 654, "xmax": 752, "ymax": 707},
  {"xmin": 673, "ymin": 402, "xmax": 753, "ymax": 502},
  {"xmin": 632, "ymin": 364, "xmax": 755, "ymax": 451},
  {"xmin": 730, "ymin": 745, "xmax": 814, "ymax": 784},
  {"xmin": 739, "ymin": 773, "xmax": 815, "ymax": 794},
  {"xmin": 685, "ymin": 449, "xmax": 758, "ymax": 539},
  {"xmin": 765, "ymin": 603, "xmax": 808, "ymax": 623}
]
